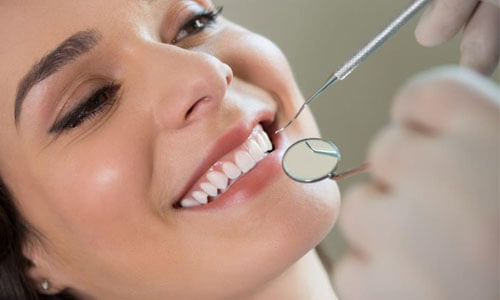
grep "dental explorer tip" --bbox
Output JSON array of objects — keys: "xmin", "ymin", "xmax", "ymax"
[
  {"xmin": 274, "ymin": 102, "xmax": 308, "ymax": 135},
  {"xmin": 274, "ymin": 127, "xmax": 285, "ymax": 135},
  {"xmin": 274, "ymin": 120, "xmax": 292, "ymax": 134}
]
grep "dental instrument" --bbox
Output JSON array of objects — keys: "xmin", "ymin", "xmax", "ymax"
[
  {"xmin": 282, "ymin": 138, "xmax": 369, "ymax": 183},
  {"xmin": 275, "ymin": 0, "xmax": 431, "ymax": 134}
]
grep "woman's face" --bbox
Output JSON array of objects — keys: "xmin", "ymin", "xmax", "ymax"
[{"xmin": 0, "ymin": 1, "xmax": 340, "ymax": 299}]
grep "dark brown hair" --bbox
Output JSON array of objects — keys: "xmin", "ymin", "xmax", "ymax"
[{"xmin": 0, "ymin": 177, "xmax": 78, "ymax": 300}]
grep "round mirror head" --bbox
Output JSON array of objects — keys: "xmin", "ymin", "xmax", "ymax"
[{"xmin": 282, "ymin": 138, "xmax": 341, "ymax": 183}]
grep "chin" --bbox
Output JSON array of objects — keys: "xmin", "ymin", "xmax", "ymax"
[
  {"xmin": 218, "ymin": 174, "xmax": 340, "ymax": 298},
  {"xmin": 241, "ymin": 121, "xmax": 341, "ymax": 293},
  {"xmin": 264, "ymin": 172, "xmax": 340, "ymax": 261}
]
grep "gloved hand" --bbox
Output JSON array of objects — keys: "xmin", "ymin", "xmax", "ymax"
[
  {"xmin": 334, "ymin": 67, "xmax": 499, "ymax": 300},
  {"xmin": 415, "ymin": 0, "xmax": 499, "ymax": 75}
]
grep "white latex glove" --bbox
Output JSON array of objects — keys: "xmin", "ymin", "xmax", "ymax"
[
  {"xmin": 415, "ymin": 0, "xmax": 500, "ymax": 75},
  {"xmin": 334, "ymin": 67, "xmax": 499, "ymax": 300}
]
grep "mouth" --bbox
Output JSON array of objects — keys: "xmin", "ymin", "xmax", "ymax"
[{"xmin": 173, "ymin": 116, "xmax": 280, "ymax": 209}]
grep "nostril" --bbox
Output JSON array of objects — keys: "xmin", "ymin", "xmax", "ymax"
[
  {"xmin": 224, "ymin": 64, "xmax": 233, "ymax": 86},
  {"xmin": 185, "ymin": 105, "xmax": 195, "ymax": 119},
  {"xmin": 185, "ymin": 96, "xmax": 211, "ymax": 121}
]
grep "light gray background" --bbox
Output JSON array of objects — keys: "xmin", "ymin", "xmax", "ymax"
[{"xmin": 217, "ymin": 0, "xmax": 499, "ymax": 263}]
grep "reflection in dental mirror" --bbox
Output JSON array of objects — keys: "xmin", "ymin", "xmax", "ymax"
[{"xmin": 282, "ymin": 138, "xmax": 341, "ymax": 183}]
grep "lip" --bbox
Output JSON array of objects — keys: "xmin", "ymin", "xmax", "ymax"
[
  {"xmin": 172, "ymin": 109, "xmax": 277, "ymax": 208},
  {"xmin": 175, "ymin": 119, "xmax": 285, "ymax": 211}
]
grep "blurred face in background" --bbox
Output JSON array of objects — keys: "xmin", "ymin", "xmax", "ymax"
[{"xmin": 0, "ymin": 1, "xmax": 340, "ymax": 299}]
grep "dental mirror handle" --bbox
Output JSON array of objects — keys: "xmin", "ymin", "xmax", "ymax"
[{"xmin": 331, "ymin": 162, "xmax": 370, "ymax": 181}]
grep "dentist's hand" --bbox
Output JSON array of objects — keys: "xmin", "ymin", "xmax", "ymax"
[
  {"xmin": 334, "ymin": 67, "xmax": 499, "ymax": 300},
  {"xmin": 415, "ymin": 0, "xmax": 499, "ymax": 75}
]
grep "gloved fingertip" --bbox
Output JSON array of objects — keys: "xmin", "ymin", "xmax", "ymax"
[
  {"xmin": 415, "ymin": 24, "xmax": 448, "ymax": 47},
  {"xmin": 414, "ymin": 5, "xmax": 441, "ymax": 47}
]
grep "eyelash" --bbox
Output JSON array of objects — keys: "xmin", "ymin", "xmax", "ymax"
[
  {"xmin": 50, "ymin": 84, "xmax": 120, "ymax": 133},
  {"xmin": 51, "ymin": 6, "xmax": 223, "ymax": 134},
  {"xmin": 172, "ymin": 6, "xmax": 223, "ymax": 44}
]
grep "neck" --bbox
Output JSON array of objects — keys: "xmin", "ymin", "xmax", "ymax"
[{"xmin": 243, "ymin": 249, "xmax": 337, "ymax": 300}]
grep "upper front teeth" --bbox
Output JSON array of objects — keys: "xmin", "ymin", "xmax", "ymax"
[
  {"xmin": 222, "ymin": 162, "xmax": 241, "ymax": 180},
  {"xmin": 248, "ymin": 140, "xmax": 265, "ymax": 161},
  {"xmin": 179, "ymin": 124, "xmax": 273, "ymax": 208},
  {"xmin": 200, "ymin": 182, "xmax": 218, "ymax": 197},
  {"xmin": 207, "ymin": 171, "xmax": 229, "ymax": 190},
  {"xmin": 235, "ymin": 151, "xmax": 255, "ymax": 173},
  {"xmin": 180, "ymin": 198, "xmax": 202, "ymax": 208},
  {"xmin": 192, "ymin": 191, "xmax": 209, "ymax": 204}
]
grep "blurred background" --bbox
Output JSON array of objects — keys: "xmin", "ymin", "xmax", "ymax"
[{"xmin": 217, "ymin": 0, "xmax": 499, "ymax": 271}]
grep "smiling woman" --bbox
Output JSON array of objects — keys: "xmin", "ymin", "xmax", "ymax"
[{"xmin": 0, "ymin": 1, "xmax": 339, "ymax": 299}]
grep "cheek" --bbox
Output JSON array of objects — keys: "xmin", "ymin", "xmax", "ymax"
[
  {"xmin": 44, "ymin": 135, "xmax": 153, "ymax": 246},
  {"xmin": 266, "ymin": 173, "xmax": 341, "ymax": 253},
  {"xmin": 231, "ymin": 175, "xmax": 340, "ymax": 293},
  {"xmin": 211, "ymin": 22, "xmax": 300, "ymax": 104}
]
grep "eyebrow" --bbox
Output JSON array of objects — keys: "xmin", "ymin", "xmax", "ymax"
[{"xmin": 14, "ymin": 29, "xmax": 102, "ymax": 125}]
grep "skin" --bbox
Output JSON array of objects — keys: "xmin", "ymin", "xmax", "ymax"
[
  {"xmin": 333, "ymin": 1, "xmax": 499, "ymax": 298},
  {"xmin": 335, "ymin": 67, "xmax": 499, "ymax": 300},
  {"xmin": 0, "ymin": 1, "xmax": 340, "ymax": 299},
  {"xmin": 415, "ymin": 0, "xmax": 499, "ymax": 75}
]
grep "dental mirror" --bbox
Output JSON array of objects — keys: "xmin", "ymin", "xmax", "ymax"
[{"xmin": 282, "ymin": 138, "xmax": 341, "ymax": 183}]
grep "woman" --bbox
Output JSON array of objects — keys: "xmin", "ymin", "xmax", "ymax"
[
  {"xmin": 1, "ymin": 0, "xmax": 498, "ymax": 299},
  {"xmin": 0, "ymin": 0, "xmax": 340, "ymax": 299}
]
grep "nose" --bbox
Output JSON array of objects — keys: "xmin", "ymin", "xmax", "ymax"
[{"xmin": 124, "ymin": 43, "xmax": 233, "ymax": 130}]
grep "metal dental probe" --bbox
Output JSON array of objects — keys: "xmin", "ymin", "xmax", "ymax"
[{"xmin": 275, "ymin": 0, "xmax": 431, "ymax": 135}]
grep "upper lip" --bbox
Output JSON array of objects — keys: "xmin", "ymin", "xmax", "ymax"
[{"xmin": 172, "ymin": 110, "xmax": 277, "ymax": 207}]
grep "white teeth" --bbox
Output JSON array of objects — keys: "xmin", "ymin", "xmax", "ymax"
[
  {"xmin": 247, "ymin": 139, "xmax": 265, "ymax": 161},
  {"xmin": 180, "ymin": 124, "xmax": 275, "ymax": 209},
  {"xmin": 200, "ymin": 182, "xmax": 218, "ymax": 197},
  {"xmin": 260, "ymin": 132, "xmax": 273, "ymax": 151},
  {"xmin": 180, "ymin": 198, "xmax": 202, "ymax": 208},
  {"xmin": 235, "ymin": 151, "xmax": 256, "ymax": 172},
  {"xmin": 222, "ymin": 162, "xmax": 242, "ymax": 180},
  {"xmin": 256, "ymin": 134, "xmax": 268, "ymax": 152},
  {"xmin": 207, "ymin": 171, "xmax": 229, "ymax": 190},
  {"xmin": 192, "ymin": 191, "xmax": 208, "ymax": 204}
]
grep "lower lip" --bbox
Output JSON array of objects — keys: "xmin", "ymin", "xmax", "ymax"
[{"xmin": 178, "ymin": 131, "xmax": 286, "ymax": 211}]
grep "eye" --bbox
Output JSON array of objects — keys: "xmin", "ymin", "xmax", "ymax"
[
  {"xmin": 172, "ymin": 6, "xmax": 223, "ymax": 44},
  {"xmin": 49, "ymin": 84, "xmax": 120, "ymax": 133}
]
